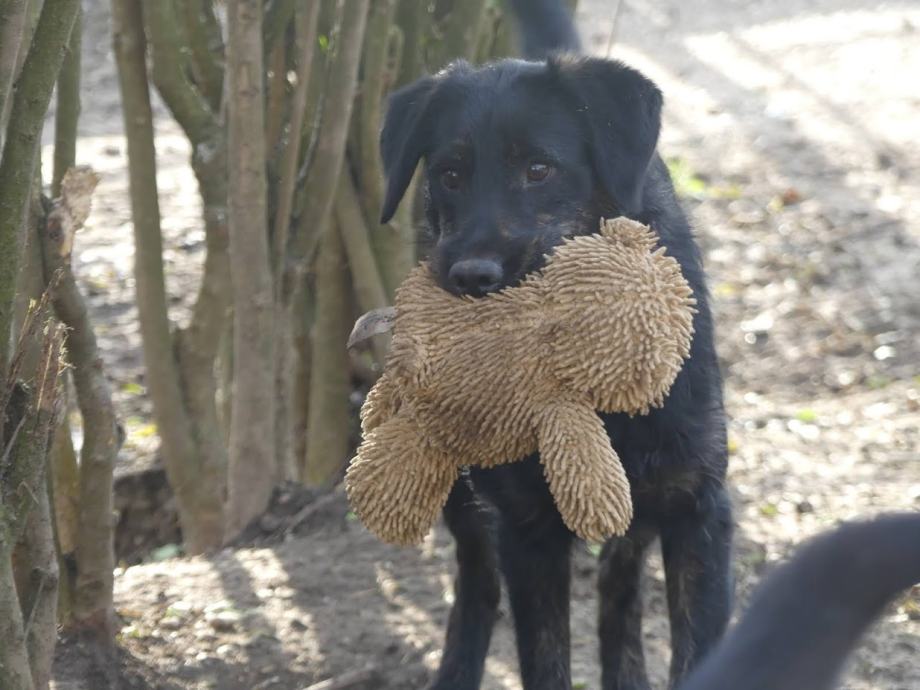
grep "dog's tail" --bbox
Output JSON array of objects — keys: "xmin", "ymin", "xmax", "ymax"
[
  {"xmin": 507, "ymin": 0, "xmax": 581, "ymax": 60},
  {"xmin": 680, "ymin": 512, "xmax": 920, "ymax": 690}
]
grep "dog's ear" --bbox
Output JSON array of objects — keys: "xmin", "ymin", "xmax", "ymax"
[
  {"xmin": 379, "ymin": 76, "xmax": 439, "ymax": 224},
  {"xmin": 550, "ymin": 57, "xmax": 663, "ymax": 215}
]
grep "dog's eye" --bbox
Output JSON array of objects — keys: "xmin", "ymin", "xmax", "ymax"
[
  {"xmin": 526, "ymin": 162, "xmax": 553, "ymax": 184},
  {"xmin": 440, "ymin": 169, "xmax": 461, "ymax": 191}
]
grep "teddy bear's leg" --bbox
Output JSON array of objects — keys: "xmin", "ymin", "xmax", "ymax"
[
  {"xmin": 536, "ymin": 402, "xmax": 633, "ymax": 542},
  {"xmin": 345, "ymin": 415, "xmax": 458, "ymax": 546}
]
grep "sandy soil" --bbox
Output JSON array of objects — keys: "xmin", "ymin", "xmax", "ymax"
[{"xmin": 48, "ymin": 0, "xmax": 919, "ymax": 688}]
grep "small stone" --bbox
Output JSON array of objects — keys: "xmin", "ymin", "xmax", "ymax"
[
  {"xmin": 207, "ymin": 609, "xmax": 241, "ymax": 632},
  {"xmin": 159, "ymin": 616, "xmax": 182, "ymax": 630}
]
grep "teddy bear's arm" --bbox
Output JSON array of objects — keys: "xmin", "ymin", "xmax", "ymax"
[
  {"xmin": 535, "ymin": 401, "xmax": 633, "ymax": 542},
  {"xmin": 346, "ymin": 412, "xmax": 459, "ymax": 546}
]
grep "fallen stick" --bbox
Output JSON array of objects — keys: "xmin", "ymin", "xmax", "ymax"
[
  {"xmin": 282, "ymin": 486, "xmax": 346, "ymax": 536},
  {"xmin": 302, "ymin": 666, "xmax": 380, "ymax": 690}
]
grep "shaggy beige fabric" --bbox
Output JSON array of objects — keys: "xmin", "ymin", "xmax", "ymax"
[{"xmin": 346, "ymin": 217, "xmax": 696, "ymax": 545}]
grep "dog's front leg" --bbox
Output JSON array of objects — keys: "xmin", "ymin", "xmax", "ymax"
[
  {"xmin": 498, "ymin": 485, "xmax": 575, "ymax": 690},
  {"xmin": 660, "ymin": 480, "xmax": 734, "ymax": 687},
  {"xmin": 430, "ymin": 479, "xmax": 501, "ymax": 690}
]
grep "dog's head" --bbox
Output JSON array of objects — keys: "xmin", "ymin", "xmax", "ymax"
[{"xmin": 379, "ymin": 56, "xmax": 663, "ymax": 296}]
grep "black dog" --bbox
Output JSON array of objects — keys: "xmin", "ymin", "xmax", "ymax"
[
  {"xmin": 379, "ymin": 3, "xmax": 731, "ymax": 688},
  {"xmin": 680, "ymin": 512, "xmax": 920, "ymax": 690}
]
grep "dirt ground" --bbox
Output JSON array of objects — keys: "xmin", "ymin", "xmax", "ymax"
[{"xmin": 47, "ymin": 0, "xmax": 919, "ymax": 688}]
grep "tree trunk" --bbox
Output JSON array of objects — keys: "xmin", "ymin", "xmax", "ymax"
[
  {"xmin": 334, "ymin": 170, "xmax": 389, "ymax": 367},
  {"xmin": 111, "ymin": 0, "xmax": 223, "ymax": 553},
  {"xmin": 287, "ymin": 0, "xmax": 370, "ymax": 295},
  {"xmin": 0, "ymin": 553, "xmax": 33, "ymax": 689},
  {"xmin": 433, "ymin": 0, "xmax": 488, "ymax": 68},
  {"xmin": 41, "ymin": 168, "xmax": 118, "ymax": 642},
  {"xmin": 1, "ymin": 303, "xmax": 65, "ymax": 690},
  {"xmin": 225, "ymin": 0, "xmax": 276, "ymax": 537},
  {"xmin": 0, "ymin": 0, "xmax": 79, "ymax": 388},
  {"xmin": 16, "ymin": 485, "xmax": 59, "ymax": 690},
  {"xmin": 0, "ymin": 0, "xmax": 29, "ymax": 139},
  {"xmin": 303, "ymin": 224, "xmax": 352, "ymax": 486}
]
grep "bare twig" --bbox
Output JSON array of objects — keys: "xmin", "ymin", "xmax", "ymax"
[
  {"xmin": 303, "ymin": 666, "xmax": 381, "ymax": 690},
  {"xmin": 282, "ymin": 486, "xmax": 345, "ymax": 536},
  {"xmin": 272, "ymin": 0, "xmax": 321, "ymax": 298}
]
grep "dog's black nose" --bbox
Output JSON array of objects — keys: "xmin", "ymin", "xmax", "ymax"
[{"xmin": 448, "ymin": 258, "xmax": 503, "ymax": 296}]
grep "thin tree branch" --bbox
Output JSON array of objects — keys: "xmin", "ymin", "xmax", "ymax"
[
  {"xmin": 142, "ymin": 0, "xmax": 217, "ymax": 144},
  {"xmin": 111, "ymin": 0, "xmax": 199, "ymax": 504},
  {"xmin": 272, "ymin": 0, "xmax": 320, "ymax": 298},
  {"xmin": 179, "ymin": 0, "xmax": 225, "ymax": 109},
  {"xmin": 357, "ymin": 0, "xmax": 396, "ymax": 229},
  {"xmin": 334, "ymin": 170, "xmax": 389, "ymax": 366},
  {"xmin": 394, "ymin": 0, "xmax": 427, "ymax": 89},
  {"xmin": 287, "ymin": 0, "xmax": 369, "ymax": 303},
  {"xmin": 263, "ymin": 0, "xmax": 298, "ymax": 56},
  {"xmin": 51, "ymin": 4, "xmax": 81, "ymax": 198},
  {"xmin": 303, "ymin": 225, "xmax": 351, "ymax": 486}
]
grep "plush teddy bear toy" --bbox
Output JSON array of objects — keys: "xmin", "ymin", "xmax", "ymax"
[{"xmin": 345, "ymin": 217, "xmax": 696, "ymax": 546}]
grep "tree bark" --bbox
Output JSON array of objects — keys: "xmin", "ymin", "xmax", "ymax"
[
  {"xmin": 271, "ymin": 0, "xmax": 320, "ymax": 294},
  {"xmin": 357, "ymin": 0, "xmax": 395, "ymax": 229},
  {"xmin": 303, "ymin": 225, "xmax": 352, "ymax": 486},
  {"xmin": 142, "ymin": 0, "xmax": 217, "ymax": 145},
  {"xmin": 334, "ymin": 170, "xmax": 389, "ymax": 367},
  {"xmin": 16, "ymin": 484, "xmax": 59, "ymax": 690},
  {"xmin": 434, "ymin": 0, "xmax": 488, "ymax": 67},
  {"xmin": 0, "ymin": 0, "xmax": 29, "ymax": 139},
  {"xmin": 51, "ymin": 4, "xmax": 80, "ymax": 198},
  {"xmin": 225, "ymin": 0, "xmax": 276, "ymax": 537},
  {"xmin": 111, "ymin": 0, "xmax": 223, "ymax": 552},
  {"xmin": 0, "ymin": 553, "xmax": 32, "ymax": 689},
  {"xmin": 287, "ymin": 0, "xmax": 369, "ymax": 300},
  {"xmin": 394, "ymin": 0, "xmax": 427, "ymax": 89},
  {"xmin": 179, "ymin": 0, "xmax": 224, "ymax": 110},
  {"xmin": 1, "ymin": 303, "xmax": 65, "ymax": 690},
  {"xmin": 40, "ymin": 168, "xmax": 117, "ymax": 641}
]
